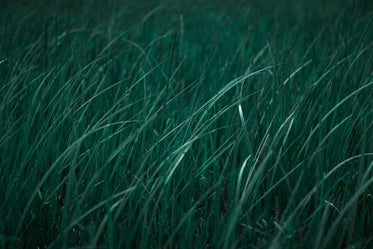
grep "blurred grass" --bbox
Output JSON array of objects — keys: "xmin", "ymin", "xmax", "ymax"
[{"xmin": 1, "ymin": 0, "xmax": 373, "ymax": 248}]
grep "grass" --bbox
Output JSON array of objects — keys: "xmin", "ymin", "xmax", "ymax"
[{"xmin": 0, "ymin": 0, "xmax": 373, "ymax": 248}]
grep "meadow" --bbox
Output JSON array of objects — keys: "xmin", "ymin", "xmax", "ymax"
[{"xmin": 0, "ymin": 0, "xmax": 373, "ymax": 248}]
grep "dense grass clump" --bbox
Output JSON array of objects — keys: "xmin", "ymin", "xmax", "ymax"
[{"xmin": 1, "ymin": 0, "xmax": 373, "ymax": 248}]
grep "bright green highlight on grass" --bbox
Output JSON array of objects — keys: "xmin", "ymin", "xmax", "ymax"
[{"xmin": 0, "ymin": 0, "xmax": 373, "ymax": 248}]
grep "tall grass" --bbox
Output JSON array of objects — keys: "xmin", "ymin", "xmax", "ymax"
[{"xmin": 1, "ymin": 0, "xmax": 373, "ymax": 248}]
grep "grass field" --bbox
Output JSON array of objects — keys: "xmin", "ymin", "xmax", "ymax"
[{"xmin": 1, "ymin": 0, "xmax": 373, "ymax": 248}]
